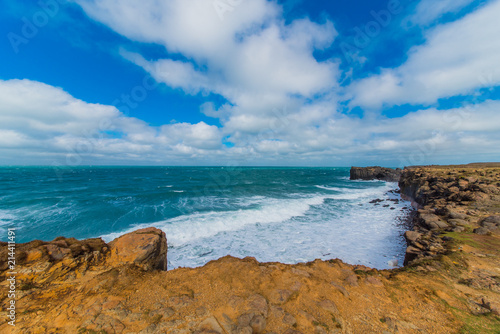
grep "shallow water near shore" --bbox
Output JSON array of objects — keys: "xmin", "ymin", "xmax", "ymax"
[{"xmin": 0, "ymin": 166, "xmax": 411, "ymax": 270}]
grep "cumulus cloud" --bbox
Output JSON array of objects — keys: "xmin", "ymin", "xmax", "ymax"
[
  {"xmin": 349, "ymin": 0, "xmax": 500, "ymax": 109},
  {"xmin": 0, "ymin": 79, "xmax": 224, "ymax": 165},
  {"xmin": 1, "ymin": 79, "xmax": 500, "ymax": 166},
  {"xmin": 2, "ymin": 1, "xmax": 499, "ymax": 166},
  {"xmin": 75, "ymin": 0, "xmax": 339, "ymax": 126}
]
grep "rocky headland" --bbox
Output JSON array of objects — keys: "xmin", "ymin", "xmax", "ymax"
[
  {"xmin": 350, "ymin": 167, "xmax": 402, "ymax": 182},
  {"xmin": 1, "ymin": 164, "xmax": 500, "ymax": 333}
]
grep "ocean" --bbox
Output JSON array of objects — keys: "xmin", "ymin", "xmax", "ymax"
[{"xmin": 0, "ymin": 167, "xmax": 411, "ymax": 269}]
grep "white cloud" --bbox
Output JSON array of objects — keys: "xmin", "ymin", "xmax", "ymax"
[
  {"xmin": 350, "ymin": 0, "xmax": 500, "ymax": 109},
  {"xmin": 0, "ymin": 79, "xmax": 225, "ymax": 165},
  {"xmin": 2, "ymin": 1, "xmax": 500, "ymax": 166},
  {"xmin": 1, "ymin": 79, "xmax": 499, "ymax": 166},
  {"xmin": 75, "ymin": 0, "xmax": 339, "ymax": 121},
  {"xmin": 409, "ymin": 0, "xmax": 475, "ymax": 26}
]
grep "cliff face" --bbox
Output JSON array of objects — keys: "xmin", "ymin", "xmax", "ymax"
[
  {"xmin": 1, "ymin": 166, "xmax": 500, "ymax": 333},
  {"xmin": 350, "ymin": 166, "xmax": 402, "ymax": 182},
  {"xmin": 398, "ymin": 165, "xmax": 500, "ymax": 265}
]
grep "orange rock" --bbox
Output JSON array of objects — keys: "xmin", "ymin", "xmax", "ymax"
[{"xmin": 107, "ymin": 227, "xmax": 168, "ymax": 271}]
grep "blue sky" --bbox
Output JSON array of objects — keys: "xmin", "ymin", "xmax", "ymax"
[{"xmin": 0, "ymin": 0, "xmax": 499, "ymax": 167}]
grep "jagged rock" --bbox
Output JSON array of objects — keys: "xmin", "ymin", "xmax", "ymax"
[
  {"xmin": 350, "ymin": 166, "xmax": 402, "ymax": 182},
  {"xmin": 107, "ymin": 227, "xmax": 168, "ymax": 271}
]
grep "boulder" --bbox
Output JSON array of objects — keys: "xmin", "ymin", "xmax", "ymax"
[
  {"xmin": 108, "ymin": 227, "xmax": 168, "ymax": 271},
  {"xmin": 473, "ymin": 227, "xmax": 490, "ymax": 235},
  {"xmin": 418, "ymin": 213, "xmax": 448, "ymax": 230},
  {"xmin": 480, "ymin": 216, "xmax": 500, "ymax": 231}
]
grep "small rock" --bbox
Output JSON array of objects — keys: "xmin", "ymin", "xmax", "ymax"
[
  {"xmin": 283, "ymin": 313, "xmax": 297, "ymax": 326},
  {"xmin": 473, "ymin": 227, "xmax": 490, "ymax": 235},
  {"xmin": 318, "ymin": 299, "xmax": 339, "ymax": 314},
  {"xmin": 480, "ymin": 216, "xmax": 500, "ymax": 230},
  {"xmin": 197, "ymin": 316, "xmax": 224, "ymax": 334},
  {"xmin": 284, "ymin": 330, "xmax": 305, "ymax": 334},
  {"xmin": 330, "ymin": 282, "xmax": 349, "ymax": 297},
  {"xmin": 270, "ymin": 289, "xmax": 292, "ymax": 305},
  {"xmin": 150, "ymin": 307, "xmax": 174, "ymax": 319},
  {"xmin": 404, "ymin": 231, "xmax": 421, "ymax": 243},
  {"xmin": 249, "ymin": 314, "xmax": 266, "ymax": 334},
  {"xmin": 248, "ymin": 294, "xmax": 268, "ymax": 317},
  {"xmin": 366, "ymin": 276, "xmax": 384, "ymax": 287},
  {"xmin": 345, "ymin": 274, "xmax": 358, "ymax": 286},
  {"xmin": 238, "ymin": 313, "xmax": 255, "ymax": 327}
]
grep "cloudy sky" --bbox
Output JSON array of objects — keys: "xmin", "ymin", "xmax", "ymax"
[{"xmin": 0, "ymin": 0, "xmax": 499, "ymax": 167}]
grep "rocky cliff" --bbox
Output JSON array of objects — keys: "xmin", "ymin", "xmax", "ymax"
[
  {"xmin": 1, "ymin": 165, "xmax": 500, "ymax": 333},
  {"xmin": 398, "ymin": 164, "xmax": 500, "ymax": 266},
  {"xmin": 350, "ymin": 166, "xmax": 402, "ymax": 182}
]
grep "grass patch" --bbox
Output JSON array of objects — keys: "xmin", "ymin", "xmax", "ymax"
[
  {"xmin": 442, "ymin": 232, "xmax": 480, "ymax": 248},
  {"xmin": 458, "ymin": 313, "xmax": 500, "ymax": 333}
]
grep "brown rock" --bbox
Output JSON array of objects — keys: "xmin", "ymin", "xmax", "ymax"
[
  {"xmin": 366, "ymin": 276, "xmax": 384, "ymax": 287},
  {"xmin": 283, "ymin": 313, "xmax": 297, "ymax": 326},
  {"xmin": 45, "ymin": 244, "xmax": 71, "ymax": 261},
  {"xmin": 473, "ymin": 227, "xmax": 490, "ymax": 235},
  {"xmin": 270, "ymin": 289, "xmax": 292, "ymax": 304},
  {"xmin": 480, "ymin": 216, "xmax": 500, "ymax": 230},
  {"xmin": 404, "ymin": 231, "xmax": 421, "ymax": 244},
  {"xmin": 345, "ymin": 274, "xmax": 358, "ymax": 286},
  {"xmin": 107, "ymin": 227, "xmax": 168, "ymax": 271},
  {"xmin": 248, "ymin": 294, "xmax": 268, "ymax": 317},
  {"xmin": 197, "ymin": 316, "xmax": 224, "ymax": 334},
  {"xmin": 318, "ymin": 299, "xmax": 339, "ymax": 314},
  {"xmin": 249, "ymin": 314, "xmax": 266, "ymax": 333}
]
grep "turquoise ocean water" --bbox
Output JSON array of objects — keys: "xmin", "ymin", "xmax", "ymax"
[{"xmin": 0, "ymin": 167, "xmax": 411, "ymax": 269}]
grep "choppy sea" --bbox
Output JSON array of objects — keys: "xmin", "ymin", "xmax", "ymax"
[{"xmin": 0, "ymin": 167, "xmax": 412, "ymax": 269}]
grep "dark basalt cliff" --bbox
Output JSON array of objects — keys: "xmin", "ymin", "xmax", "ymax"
[{"xmin": 350, "ymin": 166, "xmax": 402, "ymax": 182}]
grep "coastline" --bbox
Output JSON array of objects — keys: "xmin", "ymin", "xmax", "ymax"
[{"xmin": 1, "ymin": 164, "xmax": 499, "ymax": 333}]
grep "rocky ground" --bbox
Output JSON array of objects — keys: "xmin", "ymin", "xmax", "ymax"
[{"xmin": 1, "ymin": 164, "xmax": 500, "ymax": 333}]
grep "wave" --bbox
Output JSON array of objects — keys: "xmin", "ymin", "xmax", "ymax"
[
  {"xmin": 101, "ymin": 195, "xmax": 329, "ymax": 245},
  {"xmin": 315, "ymin": 185, "xmax": 343, "ymax": 191}
]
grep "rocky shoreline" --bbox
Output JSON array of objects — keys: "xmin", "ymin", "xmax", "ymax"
[{"xmin": 1, "ymin": 164, "xmax": 500, "ymax": 333}]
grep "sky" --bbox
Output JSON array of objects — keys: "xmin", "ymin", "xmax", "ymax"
[{"xmin": 0, "ymin": 0, "xmax": 499, "ymax": 167}]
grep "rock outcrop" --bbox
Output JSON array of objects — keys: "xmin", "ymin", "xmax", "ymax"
[
  {"xmin": 108, "ymin": 227, "xmax": 168, "ymax": 271},
  {"xmin": 399, "ymin": 165, "xmax": 500, "ymax": 265},
  {"xmin": 350, "ymin": 166, "xmax": 402, "ymax": 182}
]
